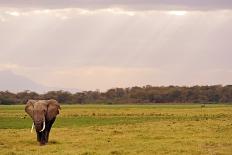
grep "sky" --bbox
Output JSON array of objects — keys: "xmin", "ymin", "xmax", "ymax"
[{"xmin": 0, "ymin": 0, "xmax": 232, "ymax": 92}]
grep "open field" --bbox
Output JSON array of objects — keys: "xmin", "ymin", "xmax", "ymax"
[{"xmin": 0, "ymin": 104, "xmax": 232, "ymax": 155}]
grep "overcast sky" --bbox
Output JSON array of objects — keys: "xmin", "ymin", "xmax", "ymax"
[{"xmin": 0, "ymin": 1, "xmax": 231, "ymax": 91}]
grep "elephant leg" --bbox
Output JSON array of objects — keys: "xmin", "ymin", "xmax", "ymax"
[
  {"xmin": 45, "ymin": 128, "xmax": 51, "ymax": 143},
  {"xmin": 45, "ymin": 118, "xmax": 56, "ymax": 143},
  {"xmin": 44, "ymin": 127, "xmax": 50, "ymax": 143}
]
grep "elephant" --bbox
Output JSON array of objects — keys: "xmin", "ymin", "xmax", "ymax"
[{"xmin": 25, "ymin": 99, "xmax": 61, "ymax": 145}]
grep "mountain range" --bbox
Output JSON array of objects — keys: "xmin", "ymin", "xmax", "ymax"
[{"xmin": 0, "ymin": 70, "xmax": 79, "ymax": 93}]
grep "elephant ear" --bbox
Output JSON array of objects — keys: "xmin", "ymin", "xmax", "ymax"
[
  {"xmin": 25, "ymin": 100, "xmax": 36, "ymax": 119},
  {"xmin": 46, "ymin": 99, "xmax": 61, "ymax": 121}
]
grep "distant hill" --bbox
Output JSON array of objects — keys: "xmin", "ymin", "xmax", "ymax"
[
  {"xmin": 0, "ymin": 70, "xmax": 80, "ymax": 93},
  {"xmin": 0, "ymin": 70, "xmax": 46, "ymax": 93}
]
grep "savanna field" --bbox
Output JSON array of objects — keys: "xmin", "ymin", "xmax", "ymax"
[{"xmin": 0, "ymin": 104, "xmax": 232, "ymax": 155}]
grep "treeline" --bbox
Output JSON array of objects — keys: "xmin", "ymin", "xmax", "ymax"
[{"xmin": 0, "ymin": 85, "xmax": 232, "ymax": 104}]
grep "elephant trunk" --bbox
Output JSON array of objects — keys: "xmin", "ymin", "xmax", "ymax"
[{"xmin": 34, "ymin": 115, "xmax": 46, "ymax": 132}]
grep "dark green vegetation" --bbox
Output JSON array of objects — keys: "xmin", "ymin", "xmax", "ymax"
[
  {"xmin": 1, "ymin": 85, "xmax": 232, "ymax": 104},
  {"xmin": 0, "ymin": 104, "xmax": 232, "ymax": 154}
]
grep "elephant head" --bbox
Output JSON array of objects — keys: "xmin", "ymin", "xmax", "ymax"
[{"xmin": 25, "ymin": 99, "xmax": 61, "ymax": 145}]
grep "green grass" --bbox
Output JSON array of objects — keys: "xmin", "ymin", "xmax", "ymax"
[{"xmin": 0, "ymin": 104, "xmax": 232, "ymax": 155}]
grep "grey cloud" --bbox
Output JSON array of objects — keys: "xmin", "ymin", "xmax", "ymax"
[
  {"xmin": 0, "ymin": 0, "xmax": 232, "ymax": 10},
  {"xmin": 1, "ymin": 10, "xmax": 232, "ymax": 70}
]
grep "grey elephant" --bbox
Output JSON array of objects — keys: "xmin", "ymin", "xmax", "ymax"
[{"xmin": 25, "ymin": 99, "xmax": 61, "ymax": 145}]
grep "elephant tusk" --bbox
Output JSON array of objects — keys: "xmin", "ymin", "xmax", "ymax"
[
  {"xmin": 31, "ymin": 123, "xmax": 34, "ymax": 133},
  {"xmin": 39, "ymin": 121, "xmax": 45, "ymax": 132}
]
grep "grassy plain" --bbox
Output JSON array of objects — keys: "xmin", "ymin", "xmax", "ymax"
[{"xmin": 0, "ymin": 104, "xmax": 232, "ymax": 155}]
